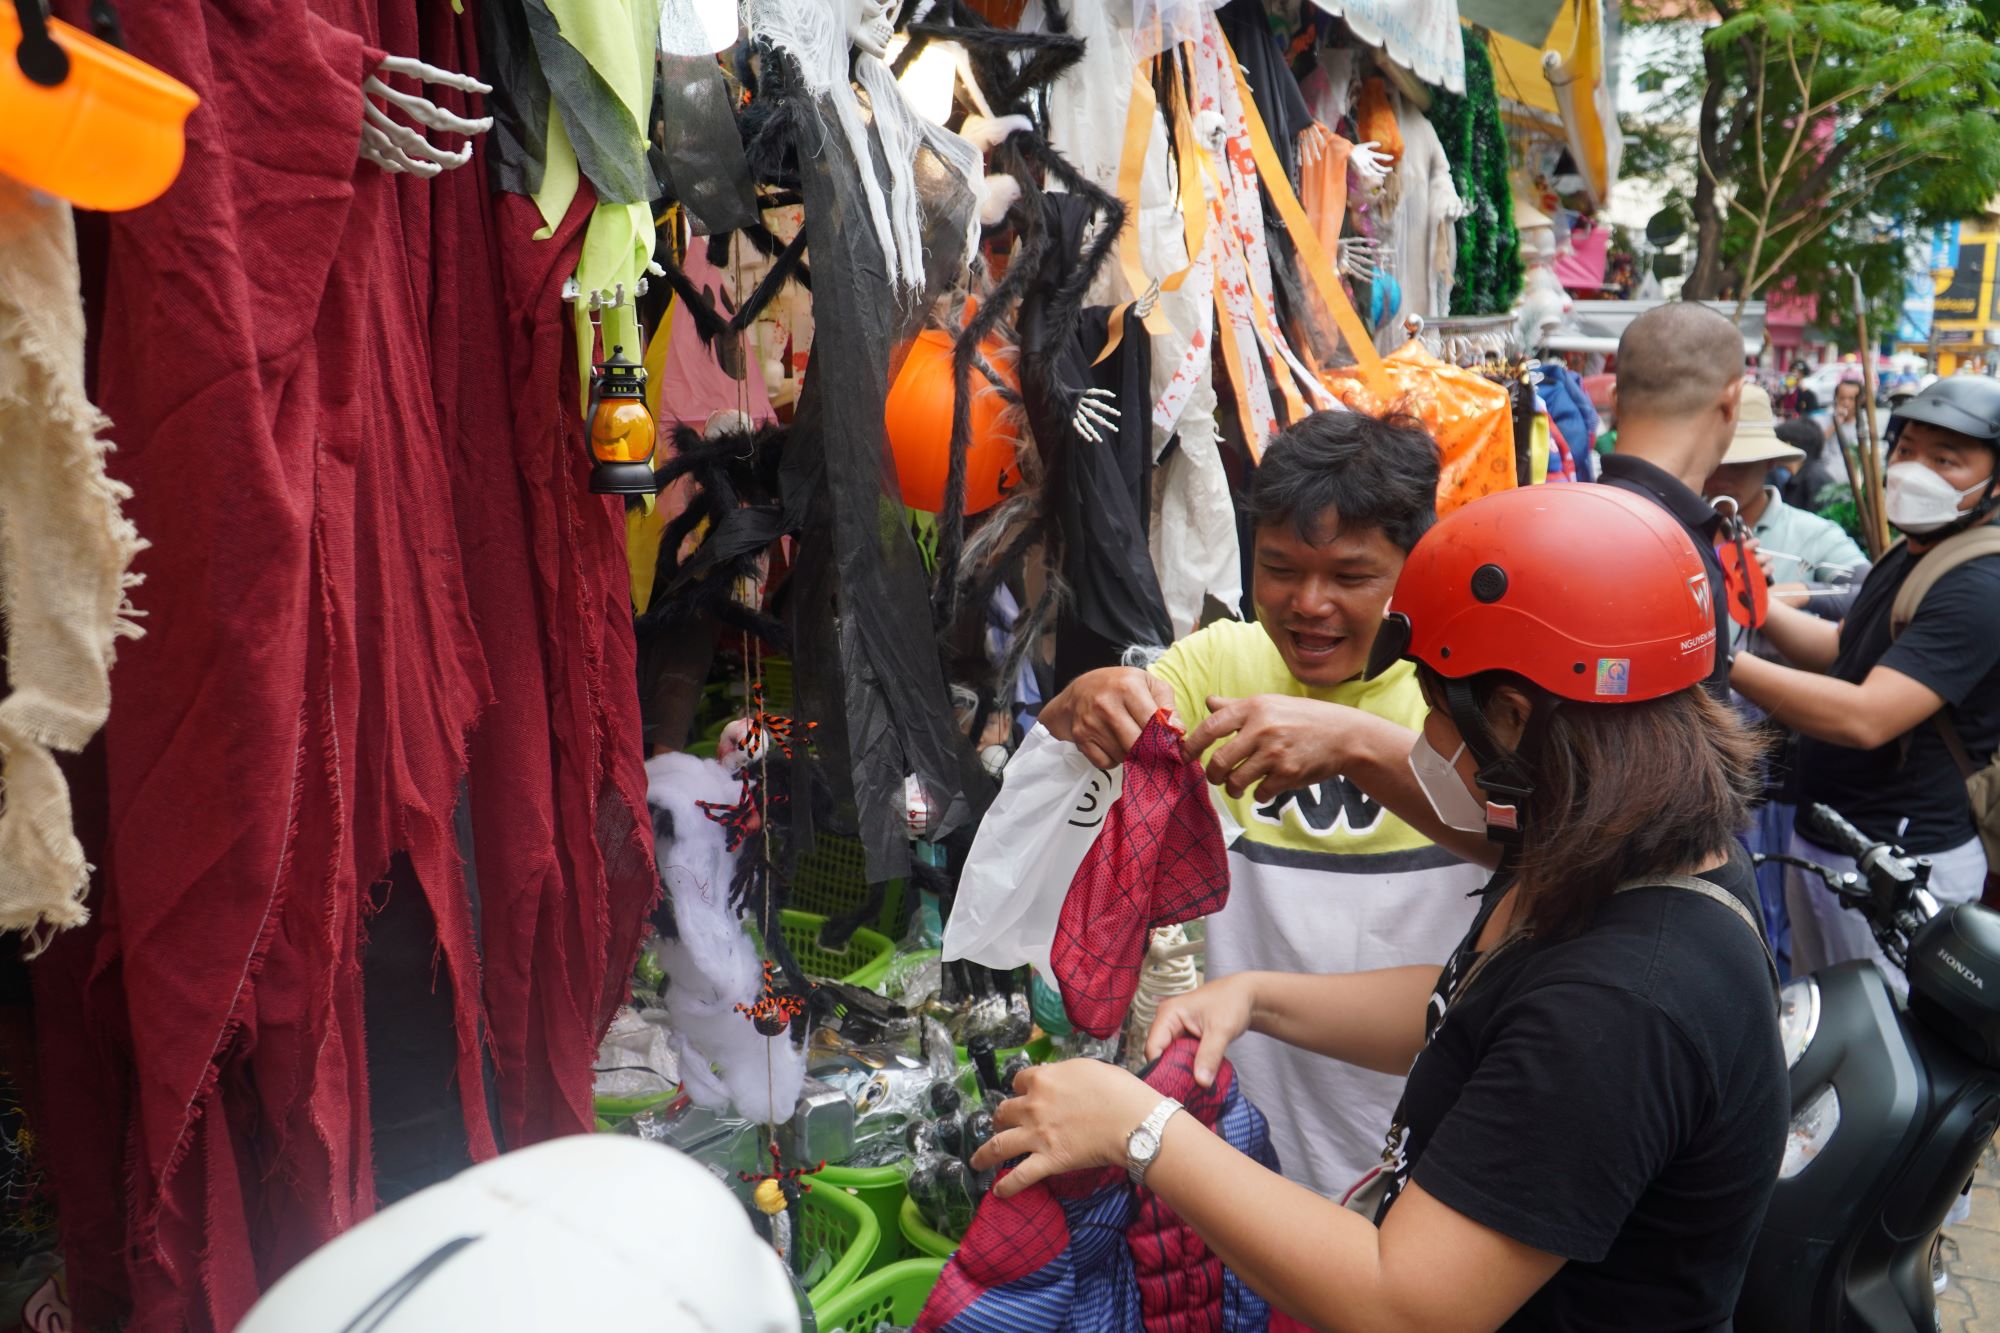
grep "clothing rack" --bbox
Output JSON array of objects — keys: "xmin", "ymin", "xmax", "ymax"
[
  {"xmin": 1407, "ymin": 312, "xmax": 1521, "ymax": 367},
  {"xmin": 1405, "ymin": 314, "xmax": 1541, "ymax": 486}
]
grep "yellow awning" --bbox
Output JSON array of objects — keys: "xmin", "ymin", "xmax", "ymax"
[{"xmin": 1473, "ymin": 0, "xmax": 1620, "ymax": 208}]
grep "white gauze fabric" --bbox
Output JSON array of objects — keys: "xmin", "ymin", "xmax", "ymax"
[{"xmin": 746, "ymin": 0, "xmax": 982, "ymax": 290}]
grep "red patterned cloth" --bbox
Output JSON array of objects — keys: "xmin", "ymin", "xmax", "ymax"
[
  {"xmin": 29, "ymin": 4, "xmax": 655, "ymax": 1328},
  {"xmin": 918, "ymin": 1038, "xmax": 1281, "ymax": 1333},
  {"xmin": 1053, "ymin": 713, "xmax": 1229, "ymax": 1037}
]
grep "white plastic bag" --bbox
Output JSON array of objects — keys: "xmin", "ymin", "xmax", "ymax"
[{"xmin": 943, "ymin": 724, "xmax": 1122, "ymax": 994}]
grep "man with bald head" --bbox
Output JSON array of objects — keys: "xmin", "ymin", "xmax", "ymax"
[{"xmin": 1600, "ymin": 301, "xmax": 1748, "ymax": 699}]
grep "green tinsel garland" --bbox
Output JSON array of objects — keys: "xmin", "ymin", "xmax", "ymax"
[{"xmin": 1428, "ymin": 29, "xmax": 1523, "ymax": 317}]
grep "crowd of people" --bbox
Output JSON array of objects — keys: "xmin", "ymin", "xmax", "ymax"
[{"xmin": 981, "ymin": 300, "xmax": 1999, "ymax": 1328}]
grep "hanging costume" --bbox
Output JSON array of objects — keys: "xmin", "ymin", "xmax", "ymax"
[
  {"xmin": 0, "ymin": 179, "xmax": 144, "ymax": 942},
  {"xmin": 1039, "ymin": 0, "xmax": 1239, "ymax": 641},
  {"xmin": 747, "ymin": 0, "xmax": 984, "ymax": 884},
  {"xmin": 31, "ymin": 4, "xmax": 655, "ymax": 1327}
]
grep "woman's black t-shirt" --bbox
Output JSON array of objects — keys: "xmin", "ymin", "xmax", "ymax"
[{"xmin": 1377, "ymin": 854, "xmax": 1788, "ymax": 1330}]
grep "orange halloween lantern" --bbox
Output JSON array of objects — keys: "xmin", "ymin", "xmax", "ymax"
[
  {"xmin": 885, "ymin": 328, "xmax": 1021, "ymax": 515},
  {"xmin": 587, "ymin": 346, "xmax": 658, "ymax": 496},
  {"xmin": 1, "ymin": 1, "xmax": 198, "ymax": 211}
]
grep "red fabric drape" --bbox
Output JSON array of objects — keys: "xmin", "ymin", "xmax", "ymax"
[{"xmin": 30, "ymin": 3, "xmax": 656, "ymax": 1327}]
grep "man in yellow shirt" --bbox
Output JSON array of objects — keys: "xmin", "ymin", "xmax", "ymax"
[{"xmin": 1038, "ymin": 410, "xmax": 1494, "ymax": 1196}]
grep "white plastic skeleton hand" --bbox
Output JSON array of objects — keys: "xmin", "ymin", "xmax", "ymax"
[
  {"xmin": 1298, "ymin": 123, "xmax": 1335, "ymax": 169},
  {"xmin": 979, "ymin": 172, "xmax": 1022, "ymax": 228},
  {"xmin": 960, "ymin": 113, "xmax": 1033, "ymax": 153},
  {"xmin": 360, "ymin": 54, "xmax": 493, "ymax": 177},
  {"xmin": 1072, "ymin": 386, "xmax": 1120, "ymax": 444},
  {"xmin": 1338, "ymin": 235, "xmax": 1384, "ymax": 281},
  {"xmin": 1349, "ymin": 140, "xmax": 1392, "ymax": 185},
  {"xmin": 1133, "ymin": 277, "xmax": 1160, "ymax": 321}
]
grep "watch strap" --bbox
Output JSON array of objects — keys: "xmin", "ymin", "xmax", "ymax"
[{"xmin": 1127, "ymin": 1095, "xmax": 1184, "ymax": 1188}]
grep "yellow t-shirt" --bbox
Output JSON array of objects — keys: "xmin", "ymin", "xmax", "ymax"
[
  {"xmin": 1149, "ymin": 619, "xmax": 1486, "ymax": 1196},
  {"xmin": 1151, "ymin": 619, "xmax": 1441, "ymax": 860}
]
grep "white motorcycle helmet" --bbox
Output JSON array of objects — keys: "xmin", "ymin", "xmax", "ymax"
[{"xmin": 239, "ymin": 1135, "xmax": 802, "ymax": 1332}]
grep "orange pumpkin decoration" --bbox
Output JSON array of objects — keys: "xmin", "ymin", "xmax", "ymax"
[
  {"xmin": 885, "ymin": 328, "xmax": 1022, "ymax": 514},
  {"xmin": 0, "ymin": 6, "xmax": 198, "ymax": 212}
]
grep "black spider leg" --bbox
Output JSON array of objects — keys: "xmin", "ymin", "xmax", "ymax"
[
  {"xmin": 900, "ymin": 0, "xmax": 1086, "ymax": 115},
  {"xmin": 638, "ymin": 423, "xmax": 794, "ymax": 649},
  {"xmin": 927, "ymin": 157, "xmax": 1051, "ymax": 633},
  {"xmin": 652, "ymin": 228, "xmax": 812, "ymax": 348}
]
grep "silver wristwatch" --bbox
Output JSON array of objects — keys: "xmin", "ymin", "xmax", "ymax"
[{"xmin": 1125, "ymin": 1096, "xmax": 1185, "ymax": 1188}]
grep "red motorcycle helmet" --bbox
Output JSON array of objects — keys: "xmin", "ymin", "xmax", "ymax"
[
  {"xmin": 1366, "ymin": 483, "xmax": 1718, "ymax": 703},
  {"xmin": 1366, "ymin": 484, "xmax": 1720, "ymax": 844}
]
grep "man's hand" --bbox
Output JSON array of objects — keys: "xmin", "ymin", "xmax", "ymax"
[
  {"xmin": 1038, "ymin": 668, "xmax": 1176, "ymax": 769},
  {"xmin": 1185, "ymin": 694, "xmax": 1354, "ymax": 801},
  {"xmin": 1742, "ymin": 534, "xmax": 1777, "ymax": 585}
]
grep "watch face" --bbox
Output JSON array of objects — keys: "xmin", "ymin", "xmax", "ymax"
[{"xmin": 1130, "ymin": 1129, "xmax": 1160, "ymax": 1163}]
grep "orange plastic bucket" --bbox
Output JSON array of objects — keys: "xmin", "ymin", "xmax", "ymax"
[
  {"xmin": 0, "ymin": 6, "xmax": 198, "ymax": 210},
  {"xmin": 884, "ymin": 329, "xmax": 1022, "ymax": 515}
]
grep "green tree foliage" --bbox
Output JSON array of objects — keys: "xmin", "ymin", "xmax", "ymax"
[{"xmin": 1635, "ymin": 0, "xmax": 2000, "ymax": 327}]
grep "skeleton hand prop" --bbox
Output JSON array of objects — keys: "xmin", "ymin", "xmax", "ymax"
[
  {"xmin": 1133, "ymin": 278, "xmax": 1160, "ymax": 321},
  {"xmin": 1338, "ymin": 236, "xmax": 1384, "ymax": 282},
  {"xmin": 979, "ymin": 173, "xmax": 1022, "ymax": 228},
  {"xmin": 1298, "ymin": 123, "xmax": 1334, "ymax": 168},
  {"xmin": 360, "ymin": 54, "xmax": 493, "ymax": 177},
  {"xmin": 1072, "ymin": 386, "xmax": 1120, "ymax": 444},
  {"xmin": 960, "ymin": 113, "xmax": 1033, "ymax": 153},
  {"xmin": 1349, "ymin": 140, "xmax": 1391, "ymax": 186}
]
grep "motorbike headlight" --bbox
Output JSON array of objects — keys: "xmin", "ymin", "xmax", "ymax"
[
  {"xmin": 1778, "ymin": 977, "xmax": 1820, "ymax": 1070},
  {"xmin": 1778, "ymin": 1084, "xmax": 1840, "ymax": 1179}
]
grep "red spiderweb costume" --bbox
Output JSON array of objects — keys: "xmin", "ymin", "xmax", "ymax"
[{"xmin": 1051, "ymin": 712, "xmax": 1230, "ymax": 1038}]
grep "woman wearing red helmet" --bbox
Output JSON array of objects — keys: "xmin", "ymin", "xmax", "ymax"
[{"xmin": 973, "ymin": 484, "xmax": 1787, "ymax": 1331}]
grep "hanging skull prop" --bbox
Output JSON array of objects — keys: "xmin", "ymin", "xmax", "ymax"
[{"xmin": 747, "ymin": 0, "xmax": 983, "ymax": 292}]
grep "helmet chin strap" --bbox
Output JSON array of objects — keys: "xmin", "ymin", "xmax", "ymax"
[{"xmin": 1441, "ymin": 677, "xmax": 1561, "ymax": 851}]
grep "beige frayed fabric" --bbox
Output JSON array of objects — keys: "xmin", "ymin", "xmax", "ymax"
[{"xmin": 0, "ymin": 179, "xmax": 146, "ymax": 950}]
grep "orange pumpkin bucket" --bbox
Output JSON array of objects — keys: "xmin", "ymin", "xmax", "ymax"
[
  {"xmin": 884, "ymin": 328, "xmax": 1022, "ymax": 515},
  {"xmin": 1, "ymin": 2, "xmax": 198, "ymax": 211}
]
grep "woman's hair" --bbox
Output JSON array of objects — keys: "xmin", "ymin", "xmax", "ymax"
[{"xmin": 1422, "ymin": 667, "xmax": 1766, "ymax": 939}]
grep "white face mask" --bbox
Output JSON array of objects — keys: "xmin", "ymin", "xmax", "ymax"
[
  {"xmin": 1884, "ymin": 460, "xmax": 1988, "ymax": 534},
  {"xmin": 1408, "ymin": 733, "xmax": 1489, "ymax": 834}
]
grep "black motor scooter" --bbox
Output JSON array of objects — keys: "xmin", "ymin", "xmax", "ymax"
[{"xmin": 1736, "ymin": 804, "xmax": 2000, "ymax": 1331}]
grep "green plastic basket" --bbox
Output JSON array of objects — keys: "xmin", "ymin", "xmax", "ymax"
[
  {"xmin": 792, "ymin": 834, "xmax": 911, "ymax": 940},
  {"xmin": 813, "ymin": 1258, "xmax": 947, "ymax": 1330},
  {"xmin": 898, "ymin": 1195, "xmax": 960, "ymax": 1259},
  {"xmin": 811, "ymin": 1165, "xmax": 911, "ymax": 1270},
  {"xmin": 778, "ymin": 910, "xmax": 896, "ymax": 987},
  {"xmin": 799, "ymin": 1175, "xmax": 880, "ymax": 1306}
]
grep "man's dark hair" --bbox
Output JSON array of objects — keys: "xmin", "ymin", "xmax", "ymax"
[
  {"xmin": 1246, "ymin": 410, "xmax": 1441, "ymax": 553},
  {"xmin": 1775, "ymin": 416, "xmax": 1825, "ymax": 460}
]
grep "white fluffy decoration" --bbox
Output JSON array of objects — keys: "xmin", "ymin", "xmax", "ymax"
[
  {"xmin": 645, "ymin": 752, "xmax": 807, "ymax": 1124},
  {"xmin": 746, "ymin": 0, "xmax": 982, "ymax": 291}
]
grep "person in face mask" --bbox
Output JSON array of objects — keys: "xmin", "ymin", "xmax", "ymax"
[
  {"xmin": 1731, "ymin": 374, "xmax": 2000, "ymax": 977},
  {"xmin": 1036, "ymin": 411, "xmax": 1494, "ymax": 1198},
  {"xmin": 975, "ymin": 484, "xmax": 1783, "ymax": 1333}
]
